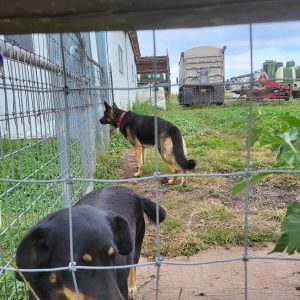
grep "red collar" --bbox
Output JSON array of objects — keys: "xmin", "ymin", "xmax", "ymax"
[{"xmin": 114, "ymin": 112, "xmax": 126, "ymax": 128}]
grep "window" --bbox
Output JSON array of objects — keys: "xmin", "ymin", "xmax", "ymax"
[
  {"xmin": 118, "ymin": 45, "xmax": 123, "ymax": 74},
  {"xmin": 4, "ymin": 34, "xmax": 34, "ymax": 52},
  {"xmin": 142, "ymin": 73, "xmax": 161, "ymax": 79}
]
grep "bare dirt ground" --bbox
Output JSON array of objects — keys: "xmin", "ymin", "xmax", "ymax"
[
  {"xmin": 136, "ymin": 243, "xmax": 300, "ymax": 300},
  {"xmin": 118, "ymin": 151, "xmax": 299, "ymax": 212},
  {"xmin": 118, "ymin": 150, "xmax": 300, "ymax": 299}
]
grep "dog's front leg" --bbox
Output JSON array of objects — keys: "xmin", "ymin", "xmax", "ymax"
[
  {"xmin": 142, "ymin": 147, "xmax": 146, "ymax": 165},
  {"xmin": 127, "ymin": 267, "xmax": 137, "ymax": 299},
  {"xmin": 133, "ymin": 144, "xmax": 143, "ymax": 177}
]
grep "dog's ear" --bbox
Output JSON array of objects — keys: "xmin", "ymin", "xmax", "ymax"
[
  {"xmin": 104, "ymin": 101, "xmax": 111, "ymax": 110},
  {"xmin": 112, "ymin": 101, "xmax": 118, "ymax": 109},
  {"xmin": 112, "ymin": 216, "xmax": 132, "ymax": 255},
  {"xmin": 16, "ymin": 226, "xmax": 50, "ymax": 282}
]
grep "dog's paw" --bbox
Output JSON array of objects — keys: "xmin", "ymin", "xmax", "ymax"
[
  {"xmin": 128, "ymin": 287, "xmax": 137, "ymax": 299},
  {"xmin": 134, "ymin": 171, "xmax": 142, "ymax": 177},
  {"xmin": 168, "ymin": 178, "xmax": 177, "ymax": 185}
]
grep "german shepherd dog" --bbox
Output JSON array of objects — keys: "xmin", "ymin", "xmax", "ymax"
[
  {"xmin": 16, "ymin": 186, "xmax": 166, "ymax": 300},
  {"xmin": 100, "ymin": 101, "xmax": 196, "ymax": 185}
]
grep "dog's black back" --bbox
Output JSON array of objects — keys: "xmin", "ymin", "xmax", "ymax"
[
  {"xmin": 16, "ymin": 186, "xmax": 166, "ymax": 300},
  {"xmin": 119, "ymin": 111, "xmax": 174, "ymax": 145}
]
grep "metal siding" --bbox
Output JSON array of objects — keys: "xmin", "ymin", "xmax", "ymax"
[{"xmin": 106, "ymin": 31, "xmax": 137, "ymax": 109}]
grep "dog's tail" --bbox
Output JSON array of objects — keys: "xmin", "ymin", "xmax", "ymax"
[
  {"xmin": 169, "ymin": 127, "xmax": 196, "ymax": 170},
  {"xmin": 139, "ymin": 196, "xmax": 166, "ymax": 224}
]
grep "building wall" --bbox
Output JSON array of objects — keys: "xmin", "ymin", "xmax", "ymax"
[
  {"xmin": 0, "ymin": 32, "xmax": 138, "ymax": 139},
  {"xmin": 106, "ymin": 31, "xmax": 137, "ymax": 109}
]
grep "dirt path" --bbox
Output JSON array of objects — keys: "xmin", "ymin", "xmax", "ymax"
[
  {"xmin": 117, "ymin": 149, "xmax": 300, "ymax": 299},
  {"xmin": 136, "ymin": 243, "xmax": 300, "ymax": 300}
]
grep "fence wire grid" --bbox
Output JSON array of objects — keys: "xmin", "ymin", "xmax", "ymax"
[{"xmin": 0, "ymin": 26, "xmax": 299, "ymax": 300}]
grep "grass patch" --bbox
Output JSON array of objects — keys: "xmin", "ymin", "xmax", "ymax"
[
  {"xmin": 94, "ymin": 130, "xmax": 129, "ymax": 188},
  {"xmin": 144, "ymin": 195, "xmax": 281, "ymax": 258},
  {"xmin": 131, "ymin": 98, "xmax": 299, "ymax": 258},
  {"xmin": 131, "ymin": 98, "xmax": 300, "ymax": 176}
]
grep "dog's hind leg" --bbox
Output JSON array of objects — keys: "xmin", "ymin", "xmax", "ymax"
[
  {"xmin": 159, "ymin": 137, "xmax": 179, "ymax": 184},
  {"xmin": 181, "ymin": 169, "xmax": 188, "ymax": 186},
  {"xmin": 127, "ymin": 267, "xmax": 137, "ymax": 299},
  {"xmin": 161, "ymin": 158, "xmax": 179, "ymax": 185}
]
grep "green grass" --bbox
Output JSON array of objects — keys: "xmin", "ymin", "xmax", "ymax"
[
  {"xmin": 94, "ymin": 129, "xmax": 129, "ymax": 188},
  {"xmin": 0, "ymin": 136, "xmax": 93, "ymax": 299},
  {"xmin": 131, "ymin": 98, "xmax": 299, "ymax": 258},
  {"xmin": 132, "ymin": 98, "xmax": 300, "ymax": 176},
  {"xmin": 145, "ymin": 195, "xmax": 282, "ymax": 258}
]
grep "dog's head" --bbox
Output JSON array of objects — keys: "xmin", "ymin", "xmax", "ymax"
[
  {"xmin": 99, "ymin": 101, "xmax": 117, "ymax": 125},
  {"xmin": 15, "ymin": 205, "xmax": 132, "ymax": 300}
]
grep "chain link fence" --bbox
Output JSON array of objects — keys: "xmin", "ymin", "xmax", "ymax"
[
  {"xmin": 0, "ymin": 27, "xmax": 300, "ymax": 300},
  {"xmin": 0, "ymin": 33, "xmax": 109, "ymax": 299}
]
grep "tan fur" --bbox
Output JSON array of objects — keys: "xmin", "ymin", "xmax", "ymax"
[
  {"xmin": 159, "ymin": 136, "xmax": 189, "ymax": 185},
  {"xmin": 82, "ymin": 254, "xmax": 93, "ymax": 263},
  {"xmin": 127, "ymin": 267, "xmax": 137, "ymax": 299},
  {"xmin": 125, "ymin": 127, "xmax": 189, "ymax": 185},
  {"xmin": 105, "ymin": 108, "xmax": 114, "ymax": 123},
  {"xmin": 59, "ymin": 287, "xmax": 89, "ymax": 300},
  {"xmin": 107, "ymin": 246, "xmax": 114, "ymax": 256},
  {"xmin": 126, "ymin": 127, "xmax": 144, "ymax": 177},
  {"xmin": 49, "ymin": 273, "xmax": 57, "ymax": 284}
]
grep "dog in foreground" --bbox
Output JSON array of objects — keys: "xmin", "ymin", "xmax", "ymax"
[
  {"xmin": 16, "ymin": 186, "xmax": 166, "ymax": 300},
  {"xmin": 100, "ymin": 101, "xmax": 196, "ymax": 185}
]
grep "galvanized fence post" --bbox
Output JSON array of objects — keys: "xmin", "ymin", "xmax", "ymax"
[{"xmin": 59, "ymin": 33, "xmax": 80, "ymax": 299}]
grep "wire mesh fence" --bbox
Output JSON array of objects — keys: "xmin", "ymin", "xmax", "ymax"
[
  {"xmin": 0, "ymin": 26, "xmax": 299, "ymax": 300},
  {"xmin": 0, "ymin": 32, "xmax": 109, "ymax": 299}
]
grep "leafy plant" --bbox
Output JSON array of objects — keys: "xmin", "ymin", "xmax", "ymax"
[
  {"xmin": 271, "ymin": 201, "xmax": 300, "ymax": 254},
  {"xmin": 231, "ymin": 108, "xmax": 300, "ymax": 254}
]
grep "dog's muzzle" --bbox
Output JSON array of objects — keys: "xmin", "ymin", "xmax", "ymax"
[{"xmin": 100, "ymin": 117, "xmax": 107, "ymax": 124}]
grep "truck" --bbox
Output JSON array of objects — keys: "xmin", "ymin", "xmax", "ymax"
[{"xmin": 178, "ymin": 46, "xmax": 226, "ymax": 106}]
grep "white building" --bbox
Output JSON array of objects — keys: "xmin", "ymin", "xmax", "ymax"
[
  {"xmin": 106, "ymin": 31, "xmax": 140, "ymax": 109},
  {"xmin": 0, "ymin": 31, "xmax": 140, "ymax": 139}
]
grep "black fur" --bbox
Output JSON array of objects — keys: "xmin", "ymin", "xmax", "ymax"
[{"xmin": 15, "ymin": 186, "xmax": 166, "ymax": 300}]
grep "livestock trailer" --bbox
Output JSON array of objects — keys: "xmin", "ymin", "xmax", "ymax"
[{"xmin": 178, "ymin": 46, "xmax": 226, "ymax": 105}]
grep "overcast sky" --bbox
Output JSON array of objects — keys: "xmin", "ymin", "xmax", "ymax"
[{"xmin": 137, "ymin": 21, "xmax": 300, "ymax": 86}]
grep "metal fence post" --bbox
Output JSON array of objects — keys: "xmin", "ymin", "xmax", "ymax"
[
  {"xmin": 59, "ymin": 33, "xmax": 80, "ymax": 300},
  {"xmin": 58, "ymin": 34, "xmax": 72, "ymax": 208}
]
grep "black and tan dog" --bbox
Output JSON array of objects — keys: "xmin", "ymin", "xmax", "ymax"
[
  {"xmin": 100, "ymin": 101, "xmax": 196, "ymax": 185},
  {"xmin": 15, "ymin": 186, "xmax": 166, "ymax": 300}
]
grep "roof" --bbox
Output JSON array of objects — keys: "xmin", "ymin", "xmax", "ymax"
[
  {"xmin": 0, "ymin": 1, "xmax": 299, "ymax": 33},
  {"xmin": 128, "ymin": 31, "xmax": 141, "ymax": 60},
  {"xmin": 137, "ymin": 56, "xmax": 170, "ymax": 73},
  {"xmin": 184, "ymin": 46, "xmax": 223, "ymax": 57}
]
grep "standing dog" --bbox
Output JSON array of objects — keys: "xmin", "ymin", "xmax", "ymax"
[
  {"xmin": 100, "ymin": 101, "xmax": 196, "ymax": 185},
  {"xmin": 15, "ymin": 186, "xmax": 166, "ymax": 300}
]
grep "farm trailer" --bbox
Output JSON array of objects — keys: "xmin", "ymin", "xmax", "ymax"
[{"xmin": 178, "ymin": 46, "xmax": 226, "ymax": 106}]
